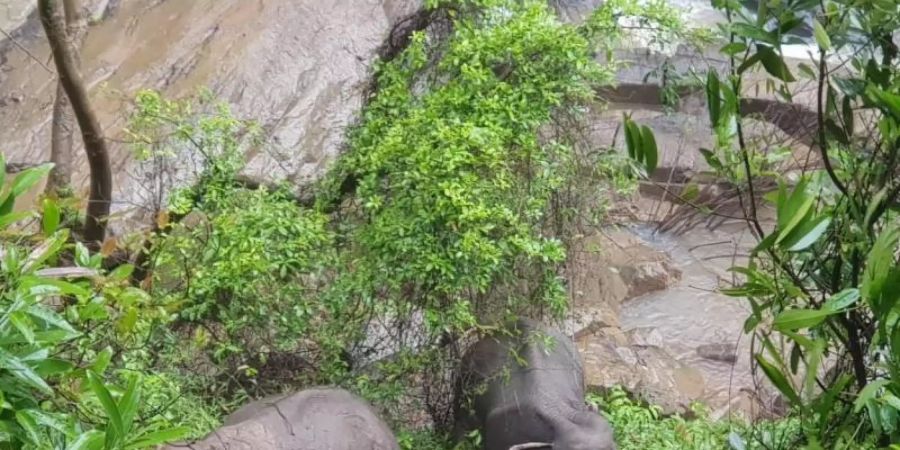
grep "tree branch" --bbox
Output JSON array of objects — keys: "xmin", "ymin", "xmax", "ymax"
[{"xmin": 39, "ymin": 0, "xmax": 112, "ymax": 247}]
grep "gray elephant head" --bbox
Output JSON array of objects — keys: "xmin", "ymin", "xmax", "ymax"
[{"xmin": 506, "ymin": 410, "xmax": 616, "ymax": 450}]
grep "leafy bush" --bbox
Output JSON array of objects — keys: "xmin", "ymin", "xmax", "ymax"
[
  {"xmin": 115, "ymin": 0, "xmax": 690, "ymax": 431},
  {"xmin": 124, "ymin": 91, "xmax": 338, "ymax": 402},
  {"xmin": 313, "ymin": 0, "xmax": 686, "ymax": 425},
  {"xmin": 666, "ymin": 0, "xmax": 900, "ymax": 446},
  {"xmin": 0, "ymin": 157, "xmax": 193, "ymax": 449},
  {"xmin": 590, "ymin": 388, "xmax": 802, "ymax": 450}
]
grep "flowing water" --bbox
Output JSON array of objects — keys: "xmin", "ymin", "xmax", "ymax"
[{"xmin": 620, "ymin": 222, "xmax": 771, "ymax": 416}]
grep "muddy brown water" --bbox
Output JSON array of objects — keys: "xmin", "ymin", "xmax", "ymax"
[{"xmin": 619, "ymin": 223, "xmax": 770, "ymax": 417}]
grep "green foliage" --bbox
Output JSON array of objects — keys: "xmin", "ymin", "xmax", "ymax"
[
  {"xmin": 590, "ymin": 388, "xmax": 802, "ymax": 450},
  {"xmin": 125, "ymin": 91, "xmax": 338, "ymax": 400},
  {"xmin": 112, "ymin": 0, "xmax": 690, "ymax": 433},
  {"xmin": 0, "ymin": 160, "xmax": 191, "ymax": 449},
  {"xmin": 697, "ymin": 0, "xmax": 900, "ymax": 446},
  {"xmin": 325, "ymin": 0, "xmax": 613, "ymax": 341}
]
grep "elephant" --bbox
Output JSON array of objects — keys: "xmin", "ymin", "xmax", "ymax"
[
  {"xmin": 453, "ymin": 319, "xmax": 616, "ymax": 450},
  {"xmin": 163, "ymin": 387, "xmax": 400, "ymax": 450}
]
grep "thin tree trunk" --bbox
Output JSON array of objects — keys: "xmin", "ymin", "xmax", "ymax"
[
  {"xmin": 45, "ymin": 0, "xmax": 87, "ymax": 197},
  {"xmin": 39, "ymin": 0, "xmax": 112, "ymax": 246},
  {"xmin": 48, "ymin": 83, "xmax": 75, "ymax": 195}
]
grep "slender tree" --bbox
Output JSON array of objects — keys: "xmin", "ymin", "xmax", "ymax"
[
  {"xmin": 39, "ymin": 0, "xmax": 111, "ymax": 246},
  {"xmin": 45, "ymin": 0, "xmax": 88, "ymax": 197}
]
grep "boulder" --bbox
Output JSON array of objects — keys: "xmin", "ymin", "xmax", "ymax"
[
  {"xmin": 575, "ymin": 323, "xmax": 705, "ymax": 415},
  {"xmin": 552, "ymin": 0, "xmax": 604, "ymax": 24},
  {"xmin": 165, "ymin": 387, "xmax": 400, "ymax": 450},
  {"xmin": 566, "ymin": 229, "xmax": 681, "ymax": 334},
  {"xmin": 0, "ymin": 0, "xmax": 421, "ymax": 219}
]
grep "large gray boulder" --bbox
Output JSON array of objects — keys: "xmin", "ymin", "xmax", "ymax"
[
  {"xmin": 165, "ymin": 387, "xmax": 400, "ymax": 450},
  {"xmin": 0, "ymin": 0, "xmax": 420, "ymax": 220},
  {"xmin": 454, "ymin": 319, "xmax": 616, "ymax": 450}
]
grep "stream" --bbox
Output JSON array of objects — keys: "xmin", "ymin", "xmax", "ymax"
[{"xmin": 619, "ymin": 222, "xmax": 770, "ymax": 417}]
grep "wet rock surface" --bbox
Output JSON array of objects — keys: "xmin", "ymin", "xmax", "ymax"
[
  {"xmin": 1, "ymin": 0, "xmax": 420, "ymax": 222},
  {"xmin": 568, "ymin": 223, "xmax": 783, "ymax": 419}
]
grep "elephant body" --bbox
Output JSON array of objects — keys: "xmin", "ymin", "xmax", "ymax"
[
  {"xmin": 166, "ymin": 387, "xmax": 399, "ymax": 450},
  {"xmin": 453, "ymin": 319, "xmax": 616, "ymax": 450}
]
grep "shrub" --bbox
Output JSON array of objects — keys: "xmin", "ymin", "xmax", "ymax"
[
  {"xmin": 663, "ymin": 0, "xmax": 900, "ymax": 446},
  {"xmin": 0, "ymin": 158, "xmax": 193, "ymax": 448},
  {"xmin": 590, "ymin": 388, "xmax": 802, "ymax": 450}
]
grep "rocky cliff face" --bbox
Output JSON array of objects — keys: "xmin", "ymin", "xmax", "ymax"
[{"xmin": 1, "ymin": 0, "xmax": 420, "ymax": 222}]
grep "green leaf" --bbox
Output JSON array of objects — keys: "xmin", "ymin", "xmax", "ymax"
[
  {"xmin": 42, "ymin": 198, "xmax": 61, "ymax": 235},
  {"xmin": 883, "ymin": 393, "xmax": 900, "ymax": 412},
  {"xmin": 68, "ymin": 430, "xmax": 105, "ymax": 450},
  {"xmin": 855, "ymin": 379, "xmax": 890, "ymax": 413},
  {"xmin": 755, "ymin": 354, "xmax": 800, "ymax": 404},
  {"xmin": 0, "ymin": 153, "xmax": 5, "ymax": 186},
  {"xmin": 867, "ymin": 86, "xmax": 900, "ymax": 121},
  {"xmin": 776, "ymin": 178, "xmax": 811, "ymax": 228},
  {"xmin": 773, "ymin": 308, "xmax": 834, "ymax": 331},
  {"xmin": 731, "ymin": 23, "xmax": 776, "ymax": 45},
  {"xmin": 26, "ymin": 305, "xmax": 80, "ymax": 337},
  {"xmin": 22, "ymin": 229, "xmax": 71, "ymax": 274},
  {"xmin": 737, "ymin": 51, "xmax": 763, "ymax": 74},
  {"xmin": 0, "ymin": 193, "xmax": 15, "ymax": 216},
  {"xmin": 108, "ymin": 264, "xmax": 135, "ymax": 281},
  {"xmin": 20, "ymin": 275, "xmax": 91, "ymax": 299},
  {"xmin": 118, "ymin": 375, "xmax": 141, "ymax": 435},
  {"xmin": 9, "ymin": 312, "xmax": 35, "ymax": 345},
  {"xmin": 87, "ymin": 371, "xmax": 124, "ymax": 447},
  {"xmin": 812, "ymin": 19, "xmax": 831, "ymax": 51},
  {"xmin": 782, "ymin": 215, "xmax": 831, "ymax": 252},
  {"xmin": 699, "ymin": 148, "xmax": 723, "ymax": 170},
  {"xmin": 117, "ymin": 308, "xmax": 139, "ymax": 335},
  {"xmin": 10, "ymin": 164, "xmax": 53, "ymax": 197},
  {"xmin": 624, "ymin": 118, "xmax": 643, "ymax": 162},
  {"xmin": 34, "ymin": 358, "xmax": 75, "ymax": 377},
  {"xmin": 780, "ymin": 330, "xmax": 814, "ymax": 349},
  {"xmin": 706, "ymin": 71, "xmax": 721, "ymax": 127},
  {"xmin": 126, "ymin": 427, "xmax": 191, "ymax": 449},
  {"xmin": 75, "ymin": 243, "xmax": 90, "ymax": 268},
  {"xmin": 862, "ymin": 221, "xmax": 900, "ymax": 313},
  {"xmin": 756, "ymin": 0, "xmax": 767, "ymax": 26},
  {"xmin": 15, "ymin": 410, "xmax": 41, "ymax": 445},
  {"xmin": 823, "ymin": 289, "xmax": 861, "ymax": 312},
  {"xmin": 24, "ymin": 409, "xmax": 69, "ymax": 435},
  {"xmin": 842, "ymin": 95, "xmax": 854, "ymax": 136},
  {"xmin": 0, "ymin": 347, "xmax": 52, "ymax": 395},
  {"xmin": 640, "ymin": 125, "xmax": 658, "ymax": 173},
  {"xmin": 720, "ymin": 42, "xmax": 747, "ymax": 56},
  {"xmin": 91, "ymin": 348, "xmax": 113, "ymax": 376},
  {"xmin": 753, "ymin": 232, "xmax": 778, "ymax": 254},
  {"xmin": 804, "ymin": 339, "xmax": 825, "ymax": 397},
  {"xmin": 776, "ymin": 180, "xmax": 798, "ymax": 229},
  {"xmin": 0, "ymin": 210, "xmax": 30, "ymax": 229},
  {"xmin": 865, "ymin": 187, "xmax": 888, "ymax": 229},
  {"xmin": 776, "ymin": 195, "xmax": 814, "ymax": 245},
  {"xmin": 757, "ymin": 46, "xmax": 796, "ymax": 82}
]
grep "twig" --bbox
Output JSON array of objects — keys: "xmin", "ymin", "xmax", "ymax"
[{"xmin": 0, "ymin": 25, "xmax": 54, "ymax": 73}]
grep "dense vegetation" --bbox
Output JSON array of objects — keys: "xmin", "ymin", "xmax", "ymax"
[
  {"xmin": 2, "ymin": 0, "xmax": 900, "ymax": 448},
  {"xmin": 680, "ymin": 0, "xmax": 900, "ymax": 448}
]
